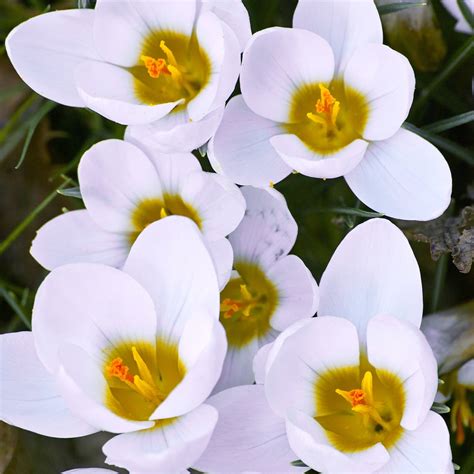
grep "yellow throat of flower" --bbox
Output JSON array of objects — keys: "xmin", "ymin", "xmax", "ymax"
[
  {"xmin": 315, "ymin": 364, "xmax": 404, "ymax": 452},
  {"xmin": 284, "ymin": 80, "xmax": 368, "ymax": 155},
  {"xmin": 219, "ymin": 262, "xmax": 278, "ymax": 348},
  {"xmin": 132, "ymin": 31, "xmax": 211, "ymax": 108}
]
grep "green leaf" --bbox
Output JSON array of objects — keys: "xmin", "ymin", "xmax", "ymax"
[
  {"xmin": 0, "ymin": 285, "xmax": 31, "ymax": 329},
  {"xmin": 311, "ymin": 207, "xmax": 385, "ymax": 219},
  {"xmin": 431, "ymin": 402, "xmax": 451, "ymax": 414},
  {"xmin": 457, "ymin": 0, "xmax": 474, "ymax": 29},
  {"xmin": 423, "ymin": 111, "xmax": 474, "ymax": 134},
  {"xmin": 291, "ymin": 460, "xmax": 308, "ymax": 467},
  {"xmin": 377, "ymin": 1, "xmax": 427, "ymax": 15},
  {"xmin": 15, "ymin": 101, "xmax": 56, "ymax": 169},
  {"xmin": 57, "ymin": 187, "xmax": 82, "ymax": 199}
]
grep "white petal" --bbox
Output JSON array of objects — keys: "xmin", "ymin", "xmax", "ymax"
[
  {"xmin": 381, "ymin": 412, "xmax": 452, "ymax": 473},
  {"xmin": 78, "ymin": 139, "xmax": 162, "ymax": 233},
  {"xmin": 75, "ymin": 61, "xmax": 182, "ymax": 125},
  {"xmin": 458, "ymin": 359, "xmax": 474, "ymax": 387},
  {"xmin": 206, "ymin": 237, "xmax": 234, "ymax": 290},
  {"xmin": 344, "ymin": 43, "xmax": 415, "ymax": 141},
  {"xmin": 151, "ymin": 317, "xmax": 226, "ymax": 419},
  {"xmin": 203, "ymin": 0, "xmax": 252, "ymax": 51},
  {"xmin": 318, "ymin": 218, "xmax": 423, "ymax": 345},
  {"xmin": 266, "ymin": 316, "xmax": 360, "ymax": 418},
  {"xmin": 32, "ymin": 263, "xmax": 157, "ymax": 373},
  {"xmin": 125, "ymin": 106, "xmax": 224, "ymax": 154},
  {"xmin": 271, "ymin": 134, "xmax": 369, "ymax": 179},
  {"xmin": 345, "ymin": 129, "xmax": 452, "ymax": 221},
  {"xmin": 286, "ymin": 408, "xmax": 389, "ymax": 473},
  {"xmin": 63, "ymin": 468, "xmax": 117, "ymax": 474},
  {"xmin": 195, "ymin": 384, "xmax": 299, "ymax": 472},
  {"xmin": 367, "ymin": 315, "xmax": 438, "ymax": 430},
  {"xmin": 0, "ymin": 332, "xmax": 96, "ymax": 438},
  {"xmin": 178, "ymin": 171, "xmax": 245, "ymax": 241},
  {"xmin": 253, "ymin": 341, "xmax": 273, "ymax": 385},
  {"xmin": 208, "ymin": 95, "xmax": 291, "ymax": 186},
  {"xmin": 229, "ymin": 186, "xmax": 297, "ymax": 269},
  {"xmin": 94, "ymin": 0, "xmax": 196, "ymax": 66},
  {"xmin": 267, "ymin": 255, "xmax": 319, "ymax": 331},
  {"xmin": 123, "ymin": 217, "xmax": 220, "ymax": 342},
  {"xmin": 57, "ymin": 344, "xmax": 153, "ymax": 433},
  {"xmin": 6, "ymin": 10, "xmax": 97, "ymax": 107},
  {"xmin": 30, "ymin": 210, "xmax": 129, "ymax": 270},
  {"xmin": 241, "ymin": 27, "xmax": 334, "ymax": 122},
  {"xmin": 293, "ymin": 0, "xmax": 383, "ymax": 75},
  {"xmin": 103, "ymin": 404, "xmax": 218, "ymax": 472},
  {"xmin": 187, "ymin": 12, "xmax": 225, "ymax": 121}
]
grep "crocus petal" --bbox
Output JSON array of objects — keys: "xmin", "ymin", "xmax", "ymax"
[
  {"xmin": 203, "ymin": 0, "xmax": 252, "ymax": 51},
  {"xmin": 0, "ymin": 332, "xmax": 96, "ymax": 438},
  {"xmin": 75, "ymin": 61, "xmax": 182, "ymax": 125},
  {"xmin": 57, "ymin": 344, "xmax": 153, "ymax": 433},
  {"xmin": 253, "ymin": 341, "xmax": 273, "ymax": 385},
  {"xmin": 178, "ymin": 171, "xmax": 245, "ymax": 241},
  {"xmin": 241, "ymin": 27, "xmax": 335, "ymax": 123},
  {"xmin": 123, "ymin": 217, "xmax": 220, "ymax": 342},
  {"xmin": 63, "ymin": 468, "xmax": 117, "ymax": 474},
  {"xmin": 367, "ymin": 315, "xmax": 438, "ymax": 430},
  {"xmin": 293, "ymin": 0, "xmax": 383, "ymax": 75},
  {"xmin": 344, "ymin": 43, "xmax": 415, "ymax": 141},
  {"xmin": 381, "ymin": 412, "xmax": 452, "ymax": 473},
  {"xmin": 206, "ymin": 237, "xmax": 234, "ymax": 290},
  {"xmin": 208, "ymin": 95, "xmax": 291, "ymax": 186},
  {"xmin": 286, "ymin": 408, "xmax": 389, "ymax": 473},
  {"xmin": 78, "ymin": 139, "xmax": 163, "ymax": 233},
  {"xmin": 33, "ymin": 263, "xmax": 157, "ymax": 373},
  {"xmin": 187, "ymin": 12, "xmax": 225, "ymax": 121},
  {"xmin": 266, "ymin": 317, "xmax": 360, "ymax": 418},
  {"xmin": 267, "ymin": 255, "xmax": 319, "ymax": 331},
  {"xmin": 6, "ymin": 10, "xmax": 98, "ymax": 107},
  {"xmin": 229, "ymin": 186, "xmax": 297, "ymax": 269},
  {"xmin": 151, "ymin": 316, "xmax": 226, "ymax": 419},
  {"xmin": 195, "ymin": 384, "xmax": 299, "ymax": 473},
  {"xmin": 124, "ymin": 106, "xmax": 224, "ymax": 154},
  {"xmin": 94, "ymin": 0, "xmax": 196, "ymax": 67},
  {"xmin": 103, "ymin": 404, "xmax": 218, "ymax": 472},
  {"xmin": 458, "ymin": 359, "xmax": 474, "ymax": 387},
  {"xmin": 318, "ymin": 218, "xmax": 423, "ymax": 345},
  {"xmin": 30, "ymin": 210, "xmax": 129, "ymax": 270},
  {"xmin": 345, "ymin": 128, "xmax": 452, "ymax": 221},
  {"xmin": 271, "ymin": 134, "xmax": 369, "ymax": 179}
]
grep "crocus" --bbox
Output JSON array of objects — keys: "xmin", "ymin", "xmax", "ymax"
[
  {"xmin": 1, "ymin": 217, "xmax": 227, "ymax": 473},
  {"xmin": 30, "ymin": 139, "xmax": 245, "ymax": 288},
  {"xmin": 215, "ymin": 186, "xmax": 318, "ymax": 392},
  {"xmin": 6, "ymin": 0, "xmax": 251, "ymax": 152},
  {"xmin": 196, "ymin": 219, "xmax": 453, "ymax": 473},
  {"xmin": 209, "ymin": 0, "xmax": 452, "ymax": 221}
]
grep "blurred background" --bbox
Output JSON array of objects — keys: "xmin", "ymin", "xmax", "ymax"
[{"xmin": 0, "ymin": 0, "xmax": 472, "ymax": 472}]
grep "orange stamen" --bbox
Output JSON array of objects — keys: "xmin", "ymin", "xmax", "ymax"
[
  {"xmin": 107, "ymin": 358, "xmax": 134, "ymax": 383},
  {"xmin": 141, "ymin": 55, "xmax": 171, "ymax": 79}
]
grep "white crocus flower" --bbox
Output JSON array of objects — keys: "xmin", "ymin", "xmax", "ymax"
[
  {"xmin": 30, "ymin": 139, "xmax": 245, "ymax": 288},
  {"xmin": 215, "ymin": 186, "xmax": 318, "ymax": 392},
  {"xmin": 195, "ymin": 219, "xmax": 453, "ymax": 473},
  {"xmin": 1, "ymin": 218, "xmax": 227, "ymax": 473},
  {"xmin": 441, "ymin": 0, "xmax": 473, "ymax": 34},
  {"xmin": 63, "ymin": 470, "xmax": 117, "ymax": 474},
  {"xmin": 6, "ymin": 0, "xmax": 250, "ymax": 152},
  {"xmin": 209, "ymin": 0, "xmax": 452, "ymax": 221}
]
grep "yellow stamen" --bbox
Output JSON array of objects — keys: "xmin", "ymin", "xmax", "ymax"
[
  {"xmin": 451, "ymin": 386, "xmax": 473, "ymax": 445},
  {"xmin": 160, "ymin": 40, "xmax": 178, "ymax": 67},
  {"xmin": 160, "ymin": 207, "xmax": 168, "ymax": 219},
  {"xmin": 307, "ymin": 83, "xmax": 340, "ymax": 129},
  {"xmin": 220, "ymin": 284, "xmax": 259, "ymax": 320},
  {"xmin": 132, "ymin": 346, "xmax": 155, "ymax": 386}
]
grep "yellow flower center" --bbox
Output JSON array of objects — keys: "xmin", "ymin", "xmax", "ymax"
[
  {"xmin": 131, "ymin": 31, "xmax": 211, "ymax": 108},
  {"xmin": 104, "ymin": 340, "xmax": 185, "ymax": 421},
  {"xmin": 451, "ymin": 384, "xmax": 473, "ymax": 445},
  {"xmin": 315, "ymin": 363, "xmax": 404, "ymax": 452},
  {"xmin": 129, "ymin": 194, "xmax": 202, "ymax": 246},
  {"xmin": 284, "ymin": 80, "xmax": 368, "ymax": 155},
  {"xmin": 219, "ymin": 262, "xmax": 278, "ymax": 348}
]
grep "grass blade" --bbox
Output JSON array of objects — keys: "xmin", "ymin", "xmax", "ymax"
[
  {"xmin": 377, "ymin": 1, "xmax": 427, "ymax": 15},
  {"xmin": 423, "ymin": 111, "xmax": 474, "ymax": 133},
  {"xmin": 457, "ymin": 0, "xmax": 474, "ymax": 29},
  {"xmin": 57, "ymin": 187, "xmax": 82, "ymax": 199},
  {"xmin": 311, "ymin": 207, "xmax": 385, "ymax": 218},
  {"xmin": 0, "ymin": 285, "xmax": 31, "ymax": 329}
]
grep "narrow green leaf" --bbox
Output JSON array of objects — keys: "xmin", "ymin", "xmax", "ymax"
[
  {"xmin": 431, "ymin": 253, "xmax": 449, "ymax": 313},
  {"xmin": 291, "ymin": 460, "xmax": 308, "ymax": 467},
  {"xmin": 0, "ymin": 286, "xmax": 31, "ymax": 329},
  {"xmin": 431, "ymin": 402, "xmax": 451, "ymax": 414},
  {"xmin": 377, "ymin": 1, "xmax": 427, "ymax": 15},
  {"xmin": 423, "ymin": 111, "xmax": 474, "ymax": 134},
  {"xmin": 15, "ymin": 101, "xmax": 56, "ymax": 169},
  {"xmin": 0, "ymin": 177, "xmax": 71, "ymax": 257},
  {"xmin": 457, "ymin": 0, "xmax": 474, "ymax": 29},
  {"xmin": 57, "ymin": 187, "xmax": 82, "ymax": 199},
  {"xmin": 404, "ymin": 123, "xmax": 474, "ymax": 166},
  {"xmin": 312, "ymin": 207, "xmax": 385, "ymax": 218}
]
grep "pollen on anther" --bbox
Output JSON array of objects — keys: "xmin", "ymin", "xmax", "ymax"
[{"xmin": 107, "ymin": 357, "xmax": 134, "ymax": 383}]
